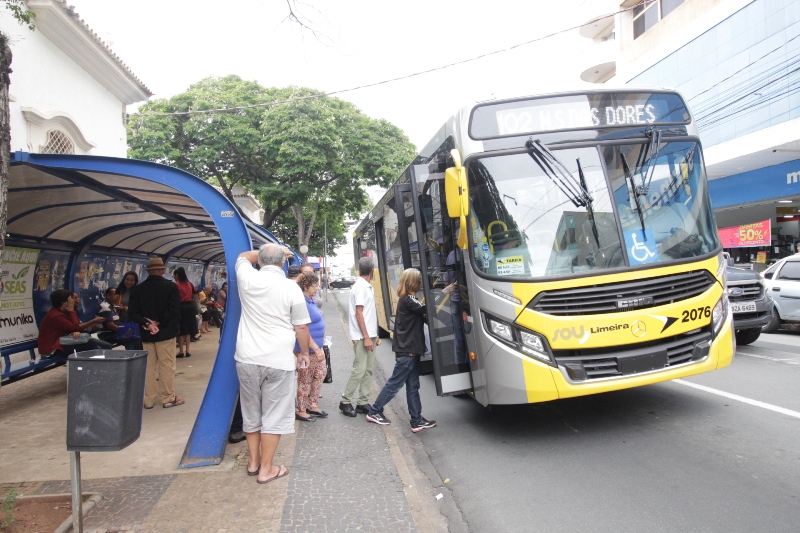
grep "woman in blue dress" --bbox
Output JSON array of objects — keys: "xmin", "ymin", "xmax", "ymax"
[{"xmin": 294, "ymin": 272, "xmax": 328, "ymax": 422}]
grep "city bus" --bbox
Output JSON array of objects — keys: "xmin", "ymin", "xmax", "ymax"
[{"xmin": 353, "ymin": 89, "xmax": 735, "ymax": 406}]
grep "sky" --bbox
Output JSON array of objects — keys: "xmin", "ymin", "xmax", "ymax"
[{"xmin": 70, "ymin": 0, "xmax": 602, "ymax": 150}]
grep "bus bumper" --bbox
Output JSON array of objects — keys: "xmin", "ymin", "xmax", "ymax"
[{"xmin": 488, "ymin": 310, "xmax": 735, "ymax": 404}]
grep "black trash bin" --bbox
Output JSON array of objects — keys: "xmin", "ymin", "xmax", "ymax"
[{"xmin": 67, "ymin": 349, "xmax": 148, "ymax": 452}]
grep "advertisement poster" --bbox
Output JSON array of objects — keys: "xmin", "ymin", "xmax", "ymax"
[
  {"xmin": 0, "ymin": 247, "xmax": 40, "ymax": 347},
  {"xmin": 718, "ymin": 219, "xmax": 771, "ymax": 248},
  {"xmin": 32, "ymin": 251, "xmax": 70, "ymax": 325},
  {"xmin": 205, "ymin": 264, "xmax": 228, "ymax": 289}
]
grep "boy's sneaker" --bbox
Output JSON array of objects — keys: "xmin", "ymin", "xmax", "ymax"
[
  {"xmin": 366, "ymin": 412, "xmax": 391, "ymax": 425},
  {"xmin": 411, "ymin": 417, "xmax": 437, "ymax": 433}
]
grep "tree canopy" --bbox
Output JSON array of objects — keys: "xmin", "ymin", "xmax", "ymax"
[{"xmin": 128, "ymin": 75, "xmax": 415, "ymax": 255}]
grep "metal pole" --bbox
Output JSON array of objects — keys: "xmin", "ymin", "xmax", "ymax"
[
  {"xmin": 324, "ymin": 217, "xmax": 328, "ymax": 302},
  {"xmin": 70, "ymin": 450, "xmax": 84, "ymax": 533}
]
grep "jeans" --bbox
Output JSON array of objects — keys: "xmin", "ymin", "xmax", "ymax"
[
  {"xmin": 451, "ymin": 300, "xmax": 467, "ymax": 365},
  {"xmin": 370, "ymin": 354, "xmax": 421, "ymax": 425}
]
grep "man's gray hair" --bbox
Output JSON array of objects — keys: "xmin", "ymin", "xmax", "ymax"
[
  {"xmin": 258, "ymin": 243, "xmax": 286, "ymax": 267},
  {"xmin": 357, "ymin": 256, "xmax": 374, "ymax": 277}
]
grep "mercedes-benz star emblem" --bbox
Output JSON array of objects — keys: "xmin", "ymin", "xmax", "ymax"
[{"xmin": 631, "ymin": 320, "xmax": 647, "ymax": 338}]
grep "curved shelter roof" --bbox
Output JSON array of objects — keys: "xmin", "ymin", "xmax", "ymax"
[
  {"xmin": 8, "ymin": 152, "xmax": 282, "ymax": 467},
  {"xmin": 8, "ymin": 153, "xmax": 283, "ymax": 262}
]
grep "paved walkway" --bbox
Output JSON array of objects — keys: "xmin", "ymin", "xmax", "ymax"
[{"xmin": 0, "ymin": 295, "xmax": 459, "ymax": 532}]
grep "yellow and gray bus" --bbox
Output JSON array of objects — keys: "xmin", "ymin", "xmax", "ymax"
[{"xmin": 353, "ymin": 89, "xmax": 735, "ymax": 406}]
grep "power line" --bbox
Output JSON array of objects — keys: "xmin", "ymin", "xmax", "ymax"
[{"xmin": 135, "ymin": 1, "xmax": 656, "ymax": 117}]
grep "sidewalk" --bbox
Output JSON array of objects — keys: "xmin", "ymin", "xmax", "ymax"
[{"xmin": 0, "ymin": 296, "xmax": 456, "ymax": 532}]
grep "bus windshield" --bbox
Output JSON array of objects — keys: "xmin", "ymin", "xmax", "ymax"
[{"xmin": 467, "ymin": 141, "xmax": 720, "ymax": 279}]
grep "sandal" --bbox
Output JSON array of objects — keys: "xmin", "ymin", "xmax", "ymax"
[
  {"xmin": 163, "ymin": 398, "xmax": 185, "ymax": 408},
  {"xmin": 247, "ymin": 467, "xmax": 260, "ymax": 476},
  {"xmin": 257, "ymin": 465, "xmax": 289, "ymax": 484}
]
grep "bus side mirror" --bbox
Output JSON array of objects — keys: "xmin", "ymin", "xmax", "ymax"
[
  {"xmin": 445, "ymin": 167, "xmax": 469, "ymax": 250},
  {"xmin": 445, "ymin": 167, "xmax": 463, "ymax": 218}
]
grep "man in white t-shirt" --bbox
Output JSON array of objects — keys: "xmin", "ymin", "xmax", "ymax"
[
  {"xmin": 235, "ymin": 244, "xmax": 311, "ymax": 485},
  {"xmin": 339, "ymin": 256, "xmax": 378, "ymax": 417}
]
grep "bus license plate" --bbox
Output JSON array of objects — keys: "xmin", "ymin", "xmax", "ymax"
[
  {"xmin": 731, "ymin": 301, "xmax": 757, "ymax": 313},
  {"xmin": 618, "ymin": 351, "xmax": 668, "ymax": 375}
]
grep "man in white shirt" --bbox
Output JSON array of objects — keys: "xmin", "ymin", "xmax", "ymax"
[
  {"xmin": 235, "ymin": 244, "xmax": 311, "ymax": 484},
  {"xmin": 340, "ymin": 256, "xmax": 379, "ymax": 417}
]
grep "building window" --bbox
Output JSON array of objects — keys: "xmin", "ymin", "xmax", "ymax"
[
  {"xmin": 633, "ymin": 0, "xmax": 684, "ymax": 39},
  {"xmin": 39, "ymin": 130, "xmax": 75, "ymax": 154}
]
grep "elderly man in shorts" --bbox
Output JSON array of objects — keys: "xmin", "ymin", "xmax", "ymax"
[{"xmin": 235, "ymin": 244, "xmax": 311, "ymax": 484}]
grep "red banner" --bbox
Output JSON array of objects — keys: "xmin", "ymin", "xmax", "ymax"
[{"xmin": 718, "ymin": 219, "xmax": 771, "ymax": 248}]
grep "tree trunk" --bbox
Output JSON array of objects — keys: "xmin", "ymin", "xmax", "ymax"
[
  {"xmin": 0, "ymin": 34, "xmax": 12, "ymax": 277},
  {"xmin": 291, "ymin": 199, "xmax": 319, "ymax": 252}
]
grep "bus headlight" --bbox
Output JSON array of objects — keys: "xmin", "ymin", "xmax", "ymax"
[
  {"xmin": 487, "ymin": 317, "xmax": 513, "ymax": 342},
  {"xmin": 483, "ymin": 312, "xmax": 555, "ymax": 366},
  {"xmin": 712, "ymin": 294, "xmax": 728, "ymax": 336},
  {"xmin": 519, "ymin": 331, "xmax": 550, "ymax": 363}
]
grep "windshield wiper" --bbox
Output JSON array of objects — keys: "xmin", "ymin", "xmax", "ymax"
[
  {"xmin": 634, "ymin": 127, "xmax": 663, "ymax": 197},
  {"xmin": 576, "ymin": 158, "xmax": 600, "ymax": 247},
  {"xmin": 525, "ymin": 139, "xmax": 591, "ymax": 208},
  {"xmin": 620, "ymin": 150, "xmax": 647, "ymax": 236},
  {"xmin": 526, "ymin": 139, "xmax": 599, "ymax": 246}
]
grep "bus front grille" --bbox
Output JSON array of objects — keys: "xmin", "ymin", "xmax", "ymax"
[
  {"xmin": 552, "ymin": 328, "xmax": 712, "ymax": 382},
  {"xmin": 529, "ymin": 270, "xmax": 716, "ymax": 316}
]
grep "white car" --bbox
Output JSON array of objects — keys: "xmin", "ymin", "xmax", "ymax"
[{"xmin": 761, "ymin": 255, "xmax": 800, "ymax": 333}]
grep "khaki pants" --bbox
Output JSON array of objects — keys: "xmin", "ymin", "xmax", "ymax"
[
  {"xmin": 341, "ymin": 337, "xmax": 377, "ymax": 406},
  {"xmin": 143, "ymin": 338, "xmax": 177, "ymax": 406}
]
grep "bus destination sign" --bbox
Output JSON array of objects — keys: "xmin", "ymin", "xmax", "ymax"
[{"xmin": 469, "ymin": 92, "xmax": 690, "ymax": 139}]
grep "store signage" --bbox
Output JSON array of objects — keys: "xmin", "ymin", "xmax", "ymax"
[
  {"xmin": 776, "ymin": 206, "xmax": 799, "ymax": 215},
  {"xmin": 718, "ymin": 219, "xmax": 771, "ymax": 248},
  {"xmin": 788, "ymin": 171, "xmax": 800, "ymax": 184},
  {"xmin": 0, "ymin": 247, "xmax": 40, "ymax": 347}
]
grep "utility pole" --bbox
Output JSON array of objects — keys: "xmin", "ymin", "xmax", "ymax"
[{"xmin": 324, "ymin": 217, "xmax": 328, "ymax": 302}]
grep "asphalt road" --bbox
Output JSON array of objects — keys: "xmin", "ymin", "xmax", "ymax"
[{"xmin": 328, "ymin": 288, "xmax": 800, "ymax": 533}]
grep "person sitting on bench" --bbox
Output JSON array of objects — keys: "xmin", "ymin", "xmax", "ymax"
[{"xmin": 37, "ymin": 289, "xmax": 111, "ymax": 358}]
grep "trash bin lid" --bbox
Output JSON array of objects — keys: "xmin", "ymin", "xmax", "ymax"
[{"xmin": 68, "ymin": 349, "xmax": 147, "ymax": 361}]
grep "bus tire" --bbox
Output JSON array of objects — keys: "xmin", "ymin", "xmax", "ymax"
[
  {"xmin": 761, "ymin": 307, "xmax": 781, "ymax": 334},
  {"xmin": 735, "ymin": 328, "xmax": 761, "ymax": 346}
]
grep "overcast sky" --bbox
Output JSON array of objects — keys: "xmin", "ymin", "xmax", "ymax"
[{"xmin": 71, "ymin": 0, "xmax": 601, "ymax": 149}]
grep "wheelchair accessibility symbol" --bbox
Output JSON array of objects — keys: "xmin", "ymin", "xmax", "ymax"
[{"xmin": 623, "ymin": 229, "xmax": 659, "ymax": 265}]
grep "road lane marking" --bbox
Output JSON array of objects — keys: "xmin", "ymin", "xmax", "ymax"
[
  {"xmin": 736, "ymin": 351, "xmax": 800, "ymax": 365},
  {"xmin": 674, "ymin": 379, "xmax": 800, "ymax": 420}
]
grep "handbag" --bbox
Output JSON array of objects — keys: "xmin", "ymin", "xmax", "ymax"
[
  {"xmin": 322, "ymin": 345, "xmax": 332, "ymax": 384},
  {"xmin": 116, "ymin": 320, "xmax": 141, "ymax": 342},
  {"xmin": 60, "ymin": 333, "xmax": 90, "ymax": 346}
]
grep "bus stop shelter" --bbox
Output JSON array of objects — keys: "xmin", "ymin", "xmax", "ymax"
[{"xmin": 2, "ymin": 152, "xmax": 290, "ymax": 467}]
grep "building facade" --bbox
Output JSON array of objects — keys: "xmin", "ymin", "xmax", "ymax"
[
  {"xmin": 1, "ymin": 0, "xmax": 151, "ymax": 157},
  {"xmin": 580, "ymin": 0, "xmax": 800, "ymax": 263}
]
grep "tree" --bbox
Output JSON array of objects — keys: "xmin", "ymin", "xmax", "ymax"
[
  {"xmin": 128, "ymin": 75, "xmax": 415, "ymax": 252},
  {"xmin": 0, "ymin": 1, "xmax": 35, "ymax": 273}
]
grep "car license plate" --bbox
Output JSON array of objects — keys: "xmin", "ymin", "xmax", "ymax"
[{"xmin": 731, "ymin": 301, "xmax": 757, "ymax": 313}]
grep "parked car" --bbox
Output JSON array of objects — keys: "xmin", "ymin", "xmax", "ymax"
[
  {"xmin": 330, "ymin": 276, "xmax": 356, "ymax": 289},
  {"xmin": 761, "ymin": 254, "xmax": 800, "ymax": 333},
  {"xmin": 723, "ymin": 254, "xmax": 773, "ymax": 345}
]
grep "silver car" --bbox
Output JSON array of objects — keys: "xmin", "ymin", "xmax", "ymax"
[{"xmin": 762, "ymin": 255, "xmax": 800, "ymax": 333}]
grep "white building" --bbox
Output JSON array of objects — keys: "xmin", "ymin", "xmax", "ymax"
[
  {"xmin": 1, "ymin": 0, "xmax": 151, "ymax": 157},
  {"xmin": 578, "ymin": 0, "xmax": 800, "ymax": 261}
]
